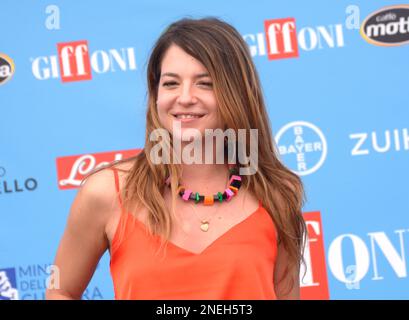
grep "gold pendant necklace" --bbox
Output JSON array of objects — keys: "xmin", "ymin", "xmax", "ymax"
[
  {"xmin": 182, "ymin": 172, "xmax": 230, "ymax": 232},
  {"xmin": 190, "ymin": 204, "xmax": 221, "ymax": 232},
  {"xmin": 200, "ymin": 220, "xmax": 210, "ymax": 232}
]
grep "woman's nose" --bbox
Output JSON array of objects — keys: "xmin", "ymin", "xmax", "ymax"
[{"xmin": 177, "ymin": 84, "xmax": 197, "ymax": 105}]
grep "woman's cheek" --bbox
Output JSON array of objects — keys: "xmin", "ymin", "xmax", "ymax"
[{"xmin": 156, "ymin": 102, "xmax": 171, "ymax": 128}]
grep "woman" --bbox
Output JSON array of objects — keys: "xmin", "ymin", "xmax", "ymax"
[{"xmin": 46, "ymin": 17, "xmax": 307, "ymax": 300}]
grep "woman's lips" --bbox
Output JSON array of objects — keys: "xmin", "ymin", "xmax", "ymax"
[{"xmin": 172, "ymin": 114, "xmax": 205, "ymax": 123}]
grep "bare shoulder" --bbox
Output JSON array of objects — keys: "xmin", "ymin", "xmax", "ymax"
[
  {"xmin": 85, "ymin": 160, "xmax": 136, "ymax": 248},
  {"xmin": 79, "ymin": 167, "xmax": 117, "ymax": 212},
  {"xmin": 80, "ymin": 160, "xmax": 134, "ymax": 208},
  {"xmin": 76, "ymin": 160, "xmax": 135, "ymax": 237}
]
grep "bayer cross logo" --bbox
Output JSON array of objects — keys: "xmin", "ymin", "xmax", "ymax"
[{"xmin": 275, "ymin": 121, "xmax": 327, "ymax": 176}]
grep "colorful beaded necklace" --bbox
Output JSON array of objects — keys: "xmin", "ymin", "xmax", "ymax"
[{"xmin": 165, "ymin": 166, "xmax": 242, "ymax": 206}]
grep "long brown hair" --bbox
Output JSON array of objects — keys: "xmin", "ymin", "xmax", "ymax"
[{"xmin": 84, "ymin": 17, "xmax": 307, "ymax": 294}]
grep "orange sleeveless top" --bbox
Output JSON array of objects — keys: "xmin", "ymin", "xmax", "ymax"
[{"xmin": 109, "ymin": 168, "xmax": 278, "ymax": 300}]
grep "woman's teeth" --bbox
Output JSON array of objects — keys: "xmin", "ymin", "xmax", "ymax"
[{"xmin": 175, "ymin": 114, "xmax": 202, "ymax": 119}]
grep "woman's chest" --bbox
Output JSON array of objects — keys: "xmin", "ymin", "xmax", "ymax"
[
  {"xmin": 106, "ymin": 190, "xmax": 261, "ymax": 255},
  {"xmin": 155, "ymin": 191, "xmax": 260, "ymax": 254}
]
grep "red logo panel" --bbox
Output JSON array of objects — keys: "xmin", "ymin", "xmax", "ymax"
[
  {"xmin": 56, "ymin": 149, "xmax": 141, "ymax": 190},
  {"xmin": 57, "ymin": 40, "xmax": 92, "ymax": 82},
  {"xmin": 300, "ymin": 211, "xmax": 330, "ymax": 299},
  {"xmin": 265, "ymin": 18, "xmax": 299, "ymax": 60}
]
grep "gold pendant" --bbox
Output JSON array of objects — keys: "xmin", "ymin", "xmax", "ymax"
[{"xmin": 200, "ymin": 220, "xmax": 209, "ymax": 232}]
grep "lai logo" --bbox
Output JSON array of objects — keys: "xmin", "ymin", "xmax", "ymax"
[{"xmin": 56, "ymin": 149, "xmax": 141, "ymax": 189}]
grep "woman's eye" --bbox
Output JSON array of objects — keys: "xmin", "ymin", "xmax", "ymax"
[
  {"xmin": 199, "ymin": 82, "xmax": 213, "ymax": 87},
  {"xmin": 163, "ymin": 81, "xmax": 177, "ymax": 87},
  {"xmin": 162, "ymin": 81, "xmax": 213, "ymax": 88}
]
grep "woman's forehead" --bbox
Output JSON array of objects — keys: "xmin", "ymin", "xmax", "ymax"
[{"xmin": 160, "ymin": 45, "xmax": 208, "ymax": 75}]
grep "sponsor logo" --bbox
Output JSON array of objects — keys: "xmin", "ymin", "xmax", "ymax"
[
  {"xmin": 300, "ymin": 211, "xmax": 330, "ymax": 300},
  {"xmin": 350, "ymin": 128, "xmax": 409, "ymax": 156},
  {"xmin": 57, "ymin": 40, "xmax": 93, "ymax": 82},
  {"xmin": 265, "ymin": 18, "xmax": 299, "ymax": 59},
  {"xmin": 300, "ymin": 212, "xmax": 409, "ymax": 298},
  {"xmin": 360, "ymin": 5, "xmax": 409, "ymax": 46},
  {"xmin": 31, "ymin": 40, "xmax": 137, "ymax": 82},
  {"xmin": 0, "ymin": 53, "xmax": 15, "ymax": 85},
  {"xmin": 0, "ymin": 167, "xmax": 38, "ymax": 196},
  {"xmin": 275, "ymin": 121, "xmax": 327, "ymax": 176},
  {"xmin": 244, "ymin": 18, "xmax": 345, "ymax": 60},
  {"xmin": 0, "ymin": 264, "xmax": 104, "ymax": 300},
  {"xmin": 56, "ymin": 149, "xmax": 141, "ymax": 189},
  {"xmin": 0, "ymin": 268, "xmax": 19, "ymax": 300},
  {"xmin": 328, "ymin": 227, "xmax": 409, "ymax": 286}
]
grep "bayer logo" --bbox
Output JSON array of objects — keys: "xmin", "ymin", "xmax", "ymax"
[{"xmin": 275, "ymin": 121, "xmax": 327, "ymax": 176}]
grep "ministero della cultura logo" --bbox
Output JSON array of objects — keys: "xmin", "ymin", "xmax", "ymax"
[
  {"xmin": 360, "ymin": 5, "xmax": 409, "ymax": 46},
  {"xmin": 0, "ymin": 268, "xmax": 19, "ymax": 300},
  {"xmin": 275, "ymin": 121, "xmax": 327, "ymax": 176}
]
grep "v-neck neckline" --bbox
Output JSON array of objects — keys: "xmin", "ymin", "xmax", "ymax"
[{"xmin": 133, "ymin": 202, "xmax": 263, "ymax": 256}]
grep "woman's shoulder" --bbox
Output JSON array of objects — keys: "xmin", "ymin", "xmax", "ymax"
[
  {"xmin": 78, "ymin": 159, "xmax": 135, "ymax": 217},
  {"xmin": 77, "ymin": 159, "xmax": 137, "ymax": 246}
]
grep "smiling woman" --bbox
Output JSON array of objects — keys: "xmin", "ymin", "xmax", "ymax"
[
  {"xmin": 157, "ymin": 45, "xmax": 220, "ymax": 143},
  {"xmin": 46, "ymin": 17, "xmax": 307, "ymax": 300}
]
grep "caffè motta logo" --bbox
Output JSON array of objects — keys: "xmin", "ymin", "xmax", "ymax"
[
  {"xmin": 0, "ymin": 53, "xmax": 15, "ymax": 85},
  {"xmin": 360, "ymin": 5, "xmax": 409, "ymax": 46}
]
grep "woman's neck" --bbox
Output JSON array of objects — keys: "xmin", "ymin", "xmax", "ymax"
[{"xmin": 178, "ymin": 140, "xmax": 232, "ymax": 193}]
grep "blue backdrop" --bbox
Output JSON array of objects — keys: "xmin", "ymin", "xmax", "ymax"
[{"xmin": 1, "ymin": 0, "xmax": 408, "ymax": 300}]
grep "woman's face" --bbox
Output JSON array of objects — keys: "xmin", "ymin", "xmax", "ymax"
[{"xmin": 156, "ymin": 44, "xmax": 222, "ymax": 141}]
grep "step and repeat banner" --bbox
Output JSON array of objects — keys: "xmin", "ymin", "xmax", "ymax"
[{"xmin": 1, "ymin": 0, "xmax": 408, "ymax": 300}]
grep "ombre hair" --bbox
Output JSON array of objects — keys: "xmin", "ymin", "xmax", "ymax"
[{"xmin": 84, "ymin": 17, "xmax": 307, "ymax": 295}]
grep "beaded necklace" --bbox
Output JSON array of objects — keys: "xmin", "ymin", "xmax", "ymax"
[{"xmin": 165, "ymin": 166, "xmax": 242, "ymax": 206}]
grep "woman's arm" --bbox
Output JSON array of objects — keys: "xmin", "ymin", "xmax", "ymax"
[{"xmin": 46, "ymin": 169, "xmax": 114, "ymax": 300}]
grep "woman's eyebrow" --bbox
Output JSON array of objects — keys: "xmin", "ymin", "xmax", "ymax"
[{"xmin": 160, "ymin": 72, "xmax": 210, "ymax": 79}]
